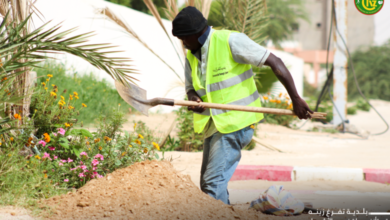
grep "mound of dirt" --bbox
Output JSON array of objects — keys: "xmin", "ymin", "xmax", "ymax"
[{"xmin": 43, "ymin": 161, "xmax": 310, "ymax": 220}]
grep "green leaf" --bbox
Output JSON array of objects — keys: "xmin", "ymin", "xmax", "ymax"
[
  {"xmin": 69, "ymin": 129, "xmax": 93, "ymax": 138},
  {"xmin": 58, "ymin": 137, "xmax": 69, "ymax": 149},
  {"xmin": 73, "ymin": 148, "xmax": 82, "ymax": 157},
  {"xmin": 115, "ymin": 160, "xmax": 122, "ymax": 166},
  {"xmin": 155, "ymin": 153, "xmax": 159, "ymax": 159}
]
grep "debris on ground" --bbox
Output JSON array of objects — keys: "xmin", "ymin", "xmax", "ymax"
[{"xmin": 42, "ymin": 160, "xmax": 312, "ymax": 219}]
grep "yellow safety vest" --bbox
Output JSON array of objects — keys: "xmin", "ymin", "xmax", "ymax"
[{"xmin": 187, "ymin": 30, "xmax": 264, "ymax": 134}]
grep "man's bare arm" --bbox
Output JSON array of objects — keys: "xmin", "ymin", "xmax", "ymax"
[{"xmin": 264, "ymin": 53, "xmax": 313, "ymax": 119}]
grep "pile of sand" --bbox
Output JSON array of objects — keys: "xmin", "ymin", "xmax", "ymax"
[{"xmin": 43, "ymin": 161, "xmax": 310, "ymax": 219}]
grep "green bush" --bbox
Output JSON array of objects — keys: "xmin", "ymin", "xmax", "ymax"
[
  {"xmin": 347, "ymin": 106, "xmax": 357, "ymax": 115},
  {"xmin": 355, "ymin": 98, "xmax": 371, "ymax": 112},
  {"xmin": 348, "ymin": 41, "xmax": 390, "ymax": 101},
  {"xmin": 30, "ymin": 75, "xmax": 82, "ymax": 137},
  {"xmin": 35, "ymin": 62, "xmax": 133, "ymax": 125},
  {"xmin": 1, "ymin": 106, "xmax": 160, "ymax": 203}
]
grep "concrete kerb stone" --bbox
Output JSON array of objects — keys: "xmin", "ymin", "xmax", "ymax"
[
  {"xmin": 363, "ymin": 168, "xmax": 390, "ymax": 184},
  {"xmin": 231, "ymin": 165, "xmax": 390, "ymax": 184}
]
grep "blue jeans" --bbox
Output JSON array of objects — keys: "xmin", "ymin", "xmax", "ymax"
[{"xmin": 200, "ymin": 125, "xmax": 254, "ymax": 205}]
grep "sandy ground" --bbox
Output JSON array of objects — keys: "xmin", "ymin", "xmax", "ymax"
[{"xmin": 2, "ymin": 100, "xmax": 390, "ymax": 219}]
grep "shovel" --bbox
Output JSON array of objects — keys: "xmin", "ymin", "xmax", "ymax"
[{"xmin": 115, "ymin": 81, "xmax": 327, "ymax": 119}]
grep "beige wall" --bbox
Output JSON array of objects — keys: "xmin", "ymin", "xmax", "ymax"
[{"xmin": 291, "ymin": 0, "xmax": 374, "ymax": 52}]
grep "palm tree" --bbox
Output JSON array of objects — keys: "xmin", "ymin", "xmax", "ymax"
[{"xmin": 0, "ymin": 10, "xmax": 136, "ymax": 134}]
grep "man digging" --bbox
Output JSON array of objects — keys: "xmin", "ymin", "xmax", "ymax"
[{"xmin": 172, "ymin": 6, "xmax": 313, "ymax": 205}]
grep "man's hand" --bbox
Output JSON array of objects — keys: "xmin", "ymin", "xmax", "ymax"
[
  {"xmin": 292, "ymin": 97, "xmax": 314, "ymax": 119},
  {"xmin": 187, "ymin": 90, "xmax": 205, "ymax": 113}
]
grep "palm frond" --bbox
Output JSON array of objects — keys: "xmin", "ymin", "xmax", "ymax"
[
  {"xmin": 201, "ymin": 0, "xmax": 212, "ymax": 19},
  {"xmin": 142, "ymin": 0, "xmax": 185, "ymax": 73},
  {"xmin": 163, "ymin": 0, "xmax": 178, "ymax": 21},
  {"xmin": 185, "ymin": 0, "xmax": 195, "ymax": 7},
  {"xmin": 101, "ymin": 7, "xmax": 183, "ymax": 82},
  {"xmin": 218, "ymin": 0, "xmax": 268, "ymax": 44},
  {"xmin": 0, "ymin": 16, "xmax": 137, "ymax": 85}
]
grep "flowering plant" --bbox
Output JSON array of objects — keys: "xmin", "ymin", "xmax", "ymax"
[
  {"xmin": 29, "ymin": 105, "xmax": 161, "ymax": 188},
  {"xmin": 30, "ymin": 75, "xmax": 85, "ymax": 137},
  {"xmin": 261, "ymin": 92, "xmax": 297, "ymax": 127}
]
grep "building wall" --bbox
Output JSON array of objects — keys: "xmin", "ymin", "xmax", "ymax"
[{"xmin": 292, "ymin": 0, "xmax": 374, "ymax": 52}]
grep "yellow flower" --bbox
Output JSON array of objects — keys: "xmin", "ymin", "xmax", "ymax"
[
  {"xmin": 103, "ymin": 136, "xmax": 112, "ymax": 142},
  {"xmin": 35, "ymin": 155, "xmax": 41, "ymax": 160},
  {"xmin": 270, "ymin": 99, "xmax": 276, "ymax": 103},
  {"xmin": 47, "ymin": 74, "xmax": 53, "ymax": 78},
  {"xmin": 52, "ymin": 84, "xmax": 55, "ymax": 87},
  {"xmin": 143, "ymin": 148, "xmax": 148, "ymax": 154},
  {"xmin": 43, "ymin": 133, "xmax": 50, "ymax": 143},
  {"xmin": 86, "ymin": 141, "xmax": 90, "ymax": 145},
  {"xmin": 279, "ymin": 92, "xmax": 283, "ymax": 98},
  {"xmin": 69, "ymin": 94, "xmax": 73, "ymax": 100},
  {"xmin": 41, "ymin": 82, "xmax": 46, "ymax": 86},
  {"xmin": 285, "ymin": 100, "xmax": 289, "ymax": 103},
  {"xmin": 65, "ymin": 123, "xmax": 70, "ymax": 127},
  {"xmin": 10, "ymin": 137, "xmax": 14, "ymax": 141},
  {"xmin": 61, "ymin": 96, "xmax": 65, "ymax": 100},
  {"xmin": 276, "ymin": 100, "xmax": 281, "ymax": 104},
  {"xmin": 128, "ymin": 145, "xmax": 132, "ymax": 148},
  {"xmin": 286, "ymin": 96, "xmax": 290, "ymax": 100},
  {"xmin": 26, "ymin": 161, "xmax": 29, "ymax": 163},
  {"xmin": 118, "ymin": 103, "xmax": 121, "ymax": 106},
  {"xmin": 75, "ymin": 96, "xmax": 79, "ymax": 100},
  {"xmin": 44, "ymin": 87, "xmax": 48, "ymax": 90},
  {"xmin": 99, "ymin": 146, "xmax": 102, "ymax": 151},
  {"xmin": 0, "ymin": 142, "xmax": 2, "ymax": 146},
  {"xmin": 7, "ymin": 153, "xmax": 11, "ymax": 157},
  {"xmin": 263, "ymin": 96, "xmax": 268, "ymax": 100},
  {"xmin": 88, "ymin": 148, "xmax": 91, "ymax": 151},
  {"xmin": 250, "ymin": 125, "xmax": 255, "ymax": 129},
  {"xmin": 58, "ymin": 100, "xmax": 66, "ymax": 106},
  {"xmin": 68, "ymin": 106, "xmax": 74, "ymax": 110},
  {"xmin": 1, "ymin": 77, "xmax": 7, "ymax": 81},
  {"xmin": 138, "ymin": 134, "xmax": 144, "ymax": 139},
  {"xmin": 82, "ymin": 103, "xmax": 87, "ymax": 108},
  {"xmin": 121, "ymin": 152, "xmax": 126, "ymax": 156},
  {"xmin": 46, "ymin": 78, "xmax": 50, "ymax": 82},
  {"xmin": 134, "ymin": 139, "xmax": 141, "ymax": 145},
  {"xmin": 44, "ymin": 174, "xmax": 48, "ymax": 179},
  {"xmin": 94, "ymin": 138, "xmax": 100, "ymax": 143},
  {"xmin": 73, "ymin": 91, "xmax": 78, "ymax": 96},
  {"xmin": 288, "ymin": 103, "xmax": 293, "ymax": 109},
  {"xmin": 134, "ymin": 123, "xmax": 137, "ymax": 129},
  {"xmin": 50, "ymin": 92, "xmax": 57, "ymax": 97},
  {"xmin": 152, "ymin": 142, "xmax": 160, "ymax": 151}
]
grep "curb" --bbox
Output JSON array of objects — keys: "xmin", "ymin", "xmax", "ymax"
[
  {"xmin": 232, "ymin": 165, "xmax": 390, "ymax": 184},
  {"xmin": 363, "ymin": 168, "xmax": 390, "ymax": 184}
]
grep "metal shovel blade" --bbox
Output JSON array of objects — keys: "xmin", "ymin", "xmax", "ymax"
[{"xmin": 115, "ymin": 81, "xmax": 150, "ymax": 116}]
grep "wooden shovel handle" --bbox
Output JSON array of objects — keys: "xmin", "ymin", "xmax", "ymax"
[{"xmin": 174, "ymin": 100, "xmax": 327, "ymax": 119}]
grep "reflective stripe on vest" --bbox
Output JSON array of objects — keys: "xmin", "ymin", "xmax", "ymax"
[
  {"xmin": 187, "ymin": 30, "xmax": 263, "ymax": 134},
  {"xmin": 207, "ymin": 69, "xmax": 253, "ymax": 92}
]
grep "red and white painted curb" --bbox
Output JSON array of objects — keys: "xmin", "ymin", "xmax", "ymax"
[{"xmin": 231, "ymin": 165, "xmax": 390, "ymax": 184}]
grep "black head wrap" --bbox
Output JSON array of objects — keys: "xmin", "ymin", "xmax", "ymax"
[{"xmin": 172, "ymin": 6, "xmax": 207, "ymax": 37}]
